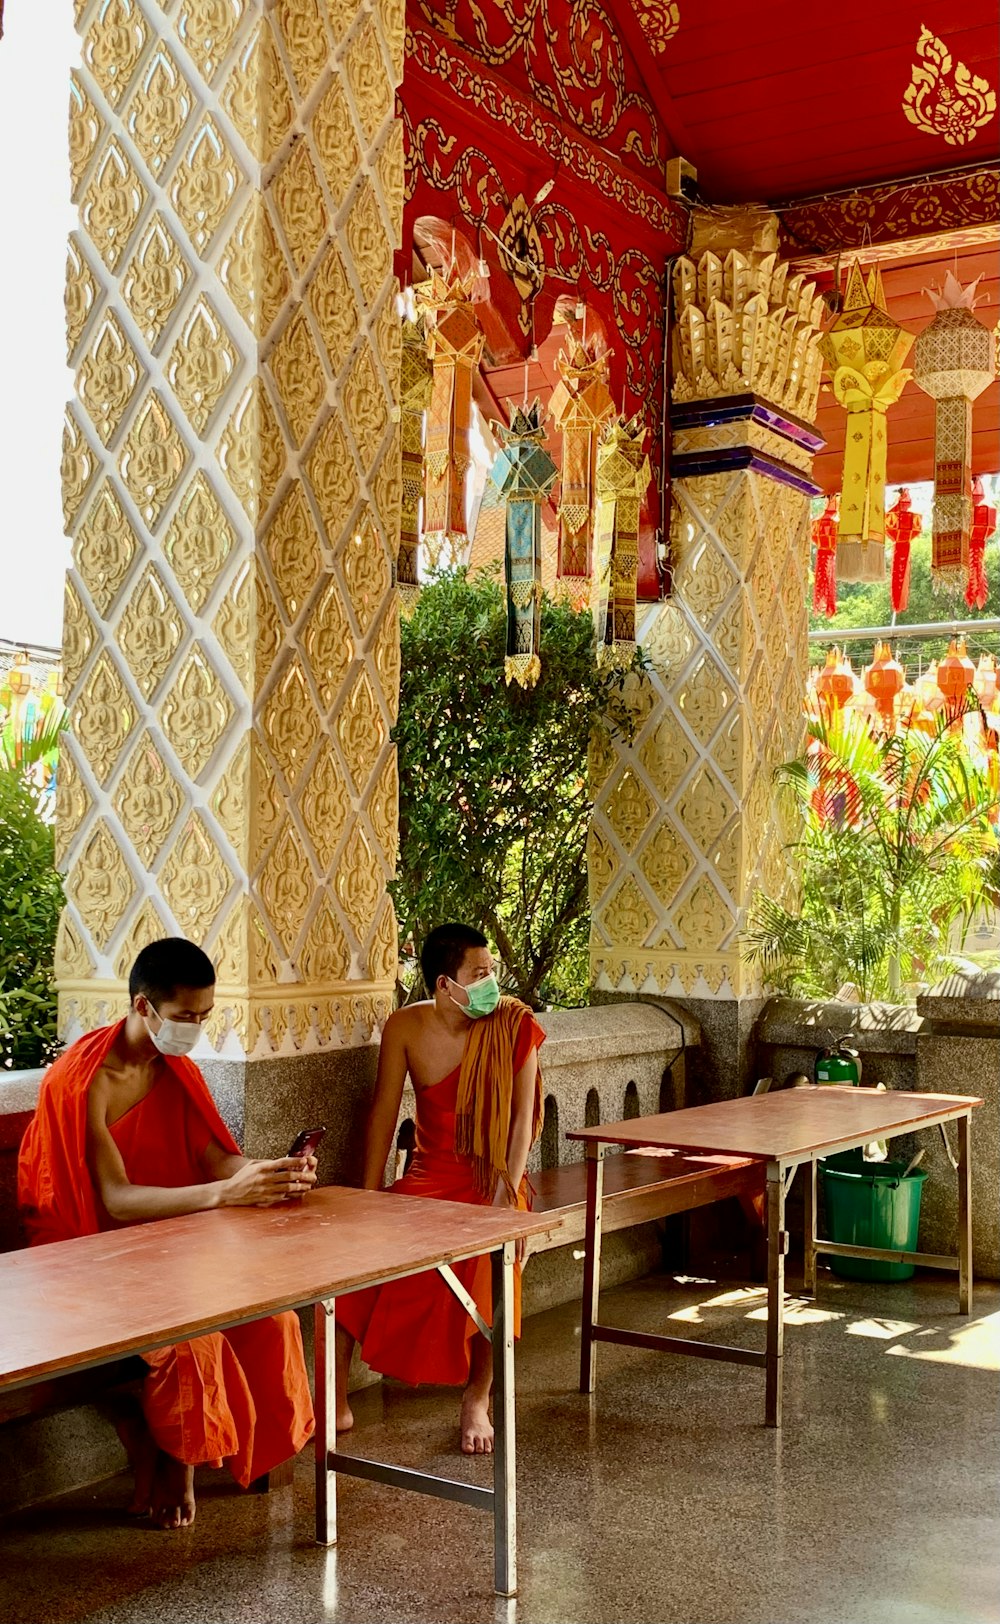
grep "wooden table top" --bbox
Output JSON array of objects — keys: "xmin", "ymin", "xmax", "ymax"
[
  {"xmin": 567, "ymin": 1088, "xmax": 981, "ymax": 1162},
  {"xmin": 0, "ymin": 1187, "xmax": 553, "ymax": 1391}
]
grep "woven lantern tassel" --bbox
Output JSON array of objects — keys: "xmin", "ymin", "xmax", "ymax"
[
  {"xmin": 416, "ymin": 271, "xmax": 485, "ymax": 572},
  {"xmin": 488, "ymin": 400, "xmax": 558, "ymax": 688},
  {"xmin": 967, "ymin": 477, "xmax": 997, "ymax": 611},
  {"xmin": 398, "ymin": 315, "xmax": 433, "ymax": 616},
  {"xmin": 913, "ymin": 273, "xmax": 996, "ymax": 597},
  {"xmin": 811, "ymin": 494, "xmax": 839, "ymax": 617},
  {"xmin": 592, "ymin": 414, "xmax": 650, "ymax": 668},
  {"xmin": 885, "ymin": 487, "xmax": 922, "ymax": 614},
  {"xmin": 549, "ymin": 340, "xmax": 614, "ymax": 607},
  {"xmin": 818, "ymin": 262, "xmax": 913, "ymax": 583}
]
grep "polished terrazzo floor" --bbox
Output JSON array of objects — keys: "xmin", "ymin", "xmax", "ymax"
[{"xmin": 2, "ymin": 1271, "xmax": 998, "ymax": 1624}]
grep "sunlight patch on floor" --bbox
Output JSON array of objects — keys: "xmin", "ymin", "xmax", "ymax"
[{"xmin": 885, "ymin": 1308, "xmax": 1000, "ymax": 1370}]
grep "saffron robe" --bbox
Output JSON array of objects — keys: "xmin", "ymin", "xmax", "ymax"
[
  {"xmin": 17, "ymin": 1021, "xmax": 315, "ymax": 1487},
  {"xmin": 338, "ymin": 1012, "xmax": 545, "ymax": 1387}
]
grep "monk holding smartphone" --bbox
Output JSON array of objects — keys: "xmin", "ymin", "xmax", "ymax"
[
  {"xmin": 335, "ymin": 923, "xmax": 545, "ymax": 1455},
  {"xmin": 18, "ymin": 937, "xmax": 316, "ymax": 1529}
]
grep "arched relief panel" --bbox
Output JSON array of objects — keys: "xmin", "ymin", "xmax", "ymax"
[{"xmin": 58, "ymin": 0, "xmax": 406, "ymax": 1055}]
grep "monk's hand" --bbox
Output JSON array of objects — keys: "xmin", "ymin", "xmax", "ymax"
[{"xmin": 221, "ymin": 1157, "xmax": 314, "ymax": 1207}]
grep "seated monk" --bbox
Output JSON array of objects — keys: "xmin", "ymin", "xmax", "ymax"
[
  {"xmin": 335, "ymin": 922, "xmax": 544, "ymax": 1455},
  {"xmin": 17, "ymin": 937, "xmax": 316, "ymax": 1529}
]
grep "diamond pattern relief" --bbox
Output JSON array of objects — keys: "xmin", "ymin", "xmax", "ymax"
[
  {"xmin": 303, "ymin": 575, "xmax": 352, "ymax": 711},
  {"xmin": 170, "ymin": 116, "xmax": 243, "ymax": 257},
  {"xmin": 372, "ymin": 603, "xmax": 400, "ymax": 722},
  {"xmin": 587, "ymin": 822, "xmax": 619, "ymax": 903},
  {"xmin": 73, "ymin": 481, "xmax": 139, "ymax": 615},
  {"xmin": 167, "ymin": 297, "xmax": 238, "ymax": 436},
  {"xmin": 345, "ymin": 20, "xmax": 392, "ymax": 143},
  {"xmin": 66, "ymin": 820, "xmax": 136, "ymax": 951},
  {"xmin": 336, "ymin": 670, "xmax": 384, "ymax": 792},
  {"xmin": 259, "ymin": 820, "xmax": 313, "ymax": 954},
  {"xmin": 113, "ymin": 731, "xmax": 184, "ymax": 865},
  {"xmin": 269, "ymin": 311, "xmax": 328, "ymax": 448},
  {"xmin": 368, "ymin": 896, "xmax": 398, "ymax": 981},
  {"xmin": 77, "ymin": 313, "xmax": 143, "ymax": 447},
  {"xmin": 65, "ymin": 237, "xmax": 99, "ymax": 362},
  {"xmin": 335, "ymin": 824, "xmax": 380, "ymax": 939},
  {"xmin": 117, "ymin": 563, "xmax": 185, "ymax": 699},
  {"xmin": 262, "ymin": 656, "xmax": 321, "ymax": 789},
  {"xmin": 74, "ymin": 650, "xmax": 137, "ymax": 785},
  {"xmin": 638, "ymin": 719, "xmax": 694, "ymax": 801},
  {"xmin": 218, "ymin": 195, "xmax": 291, "ymax": 339},
  {"xmin": 115, "ymin": 897, "xmax": 173, "ymax": 979},
  {"xmin": 312, "ymin": 77, "xmax": 361, "ymax": 207},
  {"xmin": 125, "ymin": 45, "xmax": 193, "ymax": 178},
  {"xmin": 82, "ymin": 137, "xmax": 147, "ymax": 271},
  {"xmin": 55, "ymin": 912, "xmax": 96, "ymax": 981},
  {"xmin": 676, "ymin": 653, "xmax": 734, "ymax": 747},
  {"xmin": 675, "ymin": 876, "xmax": 731, "ymax": 953},
  {"xmin": 122, "ymin": 214, "xmax": 192, "ymax": 350},
  {"xmin": 221, "ymin": 20, "xmax": 294, "ymax": 163},
  {"xmin": 367, "ymin": 748, "xmax": 397, "ymax": 872},
  {"xmin": 54, "ymin": 744, "xmax": 94, "ymax": 869},
  {"xmin": 62, "ymin": 408, "xmax": 97, "ymax": 531},
  {"xmin": 266, "ymin": 483, "xmax": 322, "ymax": 623},
  {"xmin": 62, "ymin": 579, "xmax": 97, "ymax": 693},
  {"xmin": 305, "ymin": 416, "xmax": 360, "ymax": 553},
  {"xmin": 160, "ymin": 645, "xmax": 235, "ymax": 781},
  {"xmin": 603, "ymin": 876, "xmax": 656, "ymax": 949},
  {"xmin": 308, "ymin": 245, "xmax": 358, "ymax": 377},
  {"xmin": 217, "ymin": 379, "xmax": 286, "ymax": 523},
  {"xmin": 274, "ymin": 0, "xmax": 331, "ymax": 98},
  {"xmin": 69, "ymin": 72, "xmax": 105, "ymax": 200},
  {"xmin": 213, "ymin": 559, "xmax": 252, "ymax": 691},
  {"xmin": 300, "ymin": 741, "xmax": 349, "ymax": 871},
  {"xmin": 342, "ymin": 511, "xmax": 390, "ymax": 635},
  {"xmin": 605, "ymin": 769, "xmax": 655, "ymax": 855},
  {"xmin": 299, "ymin": 901, "xmax": 350, "ymax": 984},
  {"xmin": 271, "ymin": 139, "xmax": 327, "ymax": 276},
  {"xmin": 345, "ymin": 180, "xmax": 392, "ymax": 312},
  {"xmin": 119, "ymin": 391, "xmax": 188, "ymax": 527},
  {"xmin": 638, "ymin": 824, "xmax": 693, "ymax": 908},
  {"xmin": 676, "ymin": 766, "xmax": 734, "ymax": 857},
  {"xmin": 175, "ymin": 0, "xmax": 246, "ymax": 83},
  {"xmin": 673, "ymin": 535, "xmax": 735, "ymax": 629},
  {"xmin": 161, "ymin": 813, "xmax": 233, "ymax": 943},
  {"xmin": 343, "ymin": 342, "xmax": 389, "ymax": 469},
  {"xmin": 164, "ymin": 472, "xmax": 236, "ymax": 613},
  {"xmin": 210, "ymin": 738, "xmax": 250, "ymax": 863},
  {"xmin": 253, "ymin": 560, "xmax": 282, "ymax": 685},
  {"xmin": 250, "ymin": 735, "xmax": 284, "ymax": 858}
]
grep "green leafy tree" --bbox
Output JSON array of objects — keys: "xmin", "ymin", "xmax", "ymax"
[
  {"xmin": 0, "ymin": 771, "xmax": 65, "ymax": 1069},
  {"xmin": 392, "ymin": 569, "xmax": 643, "ymax": 1008},
  {"xmin": 743, "ymin": 702, "xmax": 1000, "ymax": 1003}
]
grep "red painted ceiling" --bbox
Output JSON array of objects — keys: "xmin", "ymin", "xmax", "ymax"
[
  {"xmin": 811, "ymin": 237, "xmax": 1000, "ymax": 490},
  {"xmin": 612, "ymin": 0, "xmax": 999, "ymax": 202}
]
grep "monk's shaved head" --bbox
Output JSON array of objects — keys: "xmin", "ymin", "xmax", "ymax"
[
  {"xmin": 129, "ymin": 938, "xmax": 216, "ymax": 1008},
  {"xmin": 420, "ymin": 923, "xmax": 488, "ymax": 991}
]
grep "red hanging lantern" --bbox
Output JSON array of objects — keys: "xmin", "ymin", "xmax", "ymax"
[
  {"xmin": 865, "ymin": 640, "xmax": 905, "ymax": 728},
  {"xmin": 885, "ymin": 488, "xmax": 922, "ymax": 613},
  {"xmin": 936, "ymin": 637, "xmax": 976, "ymax": 716},
  {"xmin": 815, "ymin": 647, "xmax": 855, "ymax": 712},
  {"xmin": 811, "ymin": 495, "xmax": 839, "ymax": 618},
  {"xmin": 966, "ymin": 477, "xmax": 997, "ymax": 612}
]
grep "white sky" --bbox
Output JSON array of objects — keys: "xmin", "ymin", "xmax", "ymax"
[{"xmin": 0, "ymin": 3, "xmax": 78, "ymax": 650}]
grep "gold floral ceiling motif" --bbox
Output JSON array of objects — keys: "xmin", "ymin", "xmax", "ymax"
[
  {"xmin": 633, "ymin": 0, "xmax": 680, "ymax": 56},
  {"xmin": 903, "ymin": 25, "xmax": 997, "ymax": 147}
]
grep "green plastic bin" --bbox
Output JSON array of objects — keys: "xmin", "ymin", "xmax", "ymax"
[{"xmin": 821, "ymin": 1150, "xmax": 928, "ymax": 1281}]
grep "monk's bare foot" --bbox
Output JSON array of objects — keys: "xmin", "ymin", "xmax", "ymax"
[
  {"xmin": 336, "ymin": 1400, "xmax": 354, "ymax": 1434},
  {"xmin": 151, "ymin": 1453, "xmax": 196, "ymax": 1530},
  {"xmin": 459, "ymin": 1390, "xmax": 494, "ymax": 1455}
]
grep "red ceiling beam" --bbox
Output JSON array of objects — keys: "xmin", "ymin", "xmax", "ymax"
[{"xmin": 777, "ymin": 161, "xmax": 999, "ymax": 264}]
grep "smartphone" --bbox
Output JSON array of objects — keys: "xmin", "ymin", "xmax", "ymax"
[{"xmin": 287, "ymin": 1126, "xmax": 326, "ymax": 1160}]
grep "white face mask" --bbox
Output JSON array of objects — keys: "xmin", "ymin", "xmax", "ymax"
[{"xmin": 144, "ymin": 1013, "xmax": 202, "ymax": 1058}]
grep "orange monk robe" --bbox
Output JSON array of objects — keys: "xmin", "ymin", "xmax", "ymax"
[
  {"xmin": 18, "ymin": 1021, "xmax": 314, "ymax": 1488},
  {"xmin": 338, "ymin": 1011, "xmax": 545, "ymax": 1387}
]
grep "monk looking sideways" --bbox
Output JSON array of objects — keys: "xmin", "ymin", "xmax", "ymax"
[
  {"xmin": 18, "ymin": 938, "xmax": 316, "ymax": 1529},
  {"xmin": 336, "ymin": 923, "xmax": 544, "ymax": 1455}
]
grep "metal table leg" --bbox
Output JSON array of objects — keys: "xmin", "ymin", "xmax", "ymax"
[
  {"xmin": 765, "ymin": 1160, "xmax": 787, "ymax": 1428},
  {"xmin": 958, "ymin": 1112, "xmax": 972, "ymax": 1315},
  {"xmin": 314, "ymin": 1298, "xmax": 337, "ymax": 1545},
  {"xmin": 579, "ymin": 1143, "xmax": 605, "ymax": 1395},
  {"xmin": 803, "ymin": 1156, "xmax": 817, "ymax": 1298},
  {"xmin": 492, "ymin": 1242, "xmax": 517, "ymax": 1597}
]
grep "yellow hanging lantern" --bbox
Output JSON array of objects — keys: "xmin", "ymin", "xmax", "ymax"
[
  {"xmin": 818, "ymin": 262, "xmax": 913, "ymax": 583},
  {"xmin": 592, "ymin": 414, "xmax": 650, "ymax": 667},
  {"xmin": 398, "ymin": 314, "xmax": 433, "ymax": 616},
  {"xmin": 548, "ymin": 339, "xmax": 614, "ymax": 604},
  {"xmin": 415, "ymin": 271, "xmax": 485, "ymax": 572},
  {"xmin": 913, "ymin": 272, "xmax": 996, "ymax": 597}
]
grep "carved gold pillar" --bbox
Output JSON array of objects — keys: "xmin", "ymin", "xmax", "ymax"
[
  {"xmin": 589, "ymin": 239, "xmax": 825, "ymax": 1025},
  {"xmin": 57, "ymin": 0, "xmax": 404, "ymax": 1059}
]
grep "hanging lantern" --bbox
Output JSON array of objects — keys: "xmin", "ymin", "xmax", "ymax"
[
  {"xmin": 7, "ymin": 650, "xmax": 31, "ymax": 698},
  {"xmin": 592, "ymin": 414, "xmax": 650, "ymax": 667},
  {"xmin": 811, "ymin": 494, "xmax": 839, "ymax": 618},
  {"xmin": 913, "ymin": 273, "xmax": 996, "ymax": 597},
  {"xmin": 974, "ymin": 652, "xmax": 998, "ymax": 709},
  {"xmin": 936, "ymin": 636, "xmax": 976, "ymax": 715},
  {"xmin": 818, "ymin": 262, "xmax": 913, "ymax": 583},
  {"xmin": 967, "ymin": 476, "xmax": 997, "ymax": 612},
  {"xmin": 548, "ymin": 339, "xmax": 614, "ymax": 605},
  {"xmin": 865, "ymin": 641, "xmax": 905, "ymax": 728},
  {"xmin": 397, "ymin": 314, "xmax": 433, "ymax": 615},
  {"xmin": 415, "ymin": 270, "xmax": 485, "ymax": 572},
  {"xmin": 885, "ymin": 487, "xmax": 922, "ymax": 613},
  {"xmin": 815, "ymin": 647, "xmax": 855, "ymax": 711},
  {"xmin": 488, "ymin": 400, "xmax": 558, "ymax": 688}
]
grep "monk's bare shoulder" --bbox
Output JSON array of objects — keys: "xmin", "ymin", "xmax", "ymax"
[{"xmin": 384, "ymin": 1001, "xmax": 434, "ymax": 1040}]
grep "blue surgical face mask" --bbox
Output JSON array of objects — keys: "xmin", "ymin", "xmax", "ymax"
[{"xmin": 447, "ymin": 972, "xmax": 500, "ymax": 1020}]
